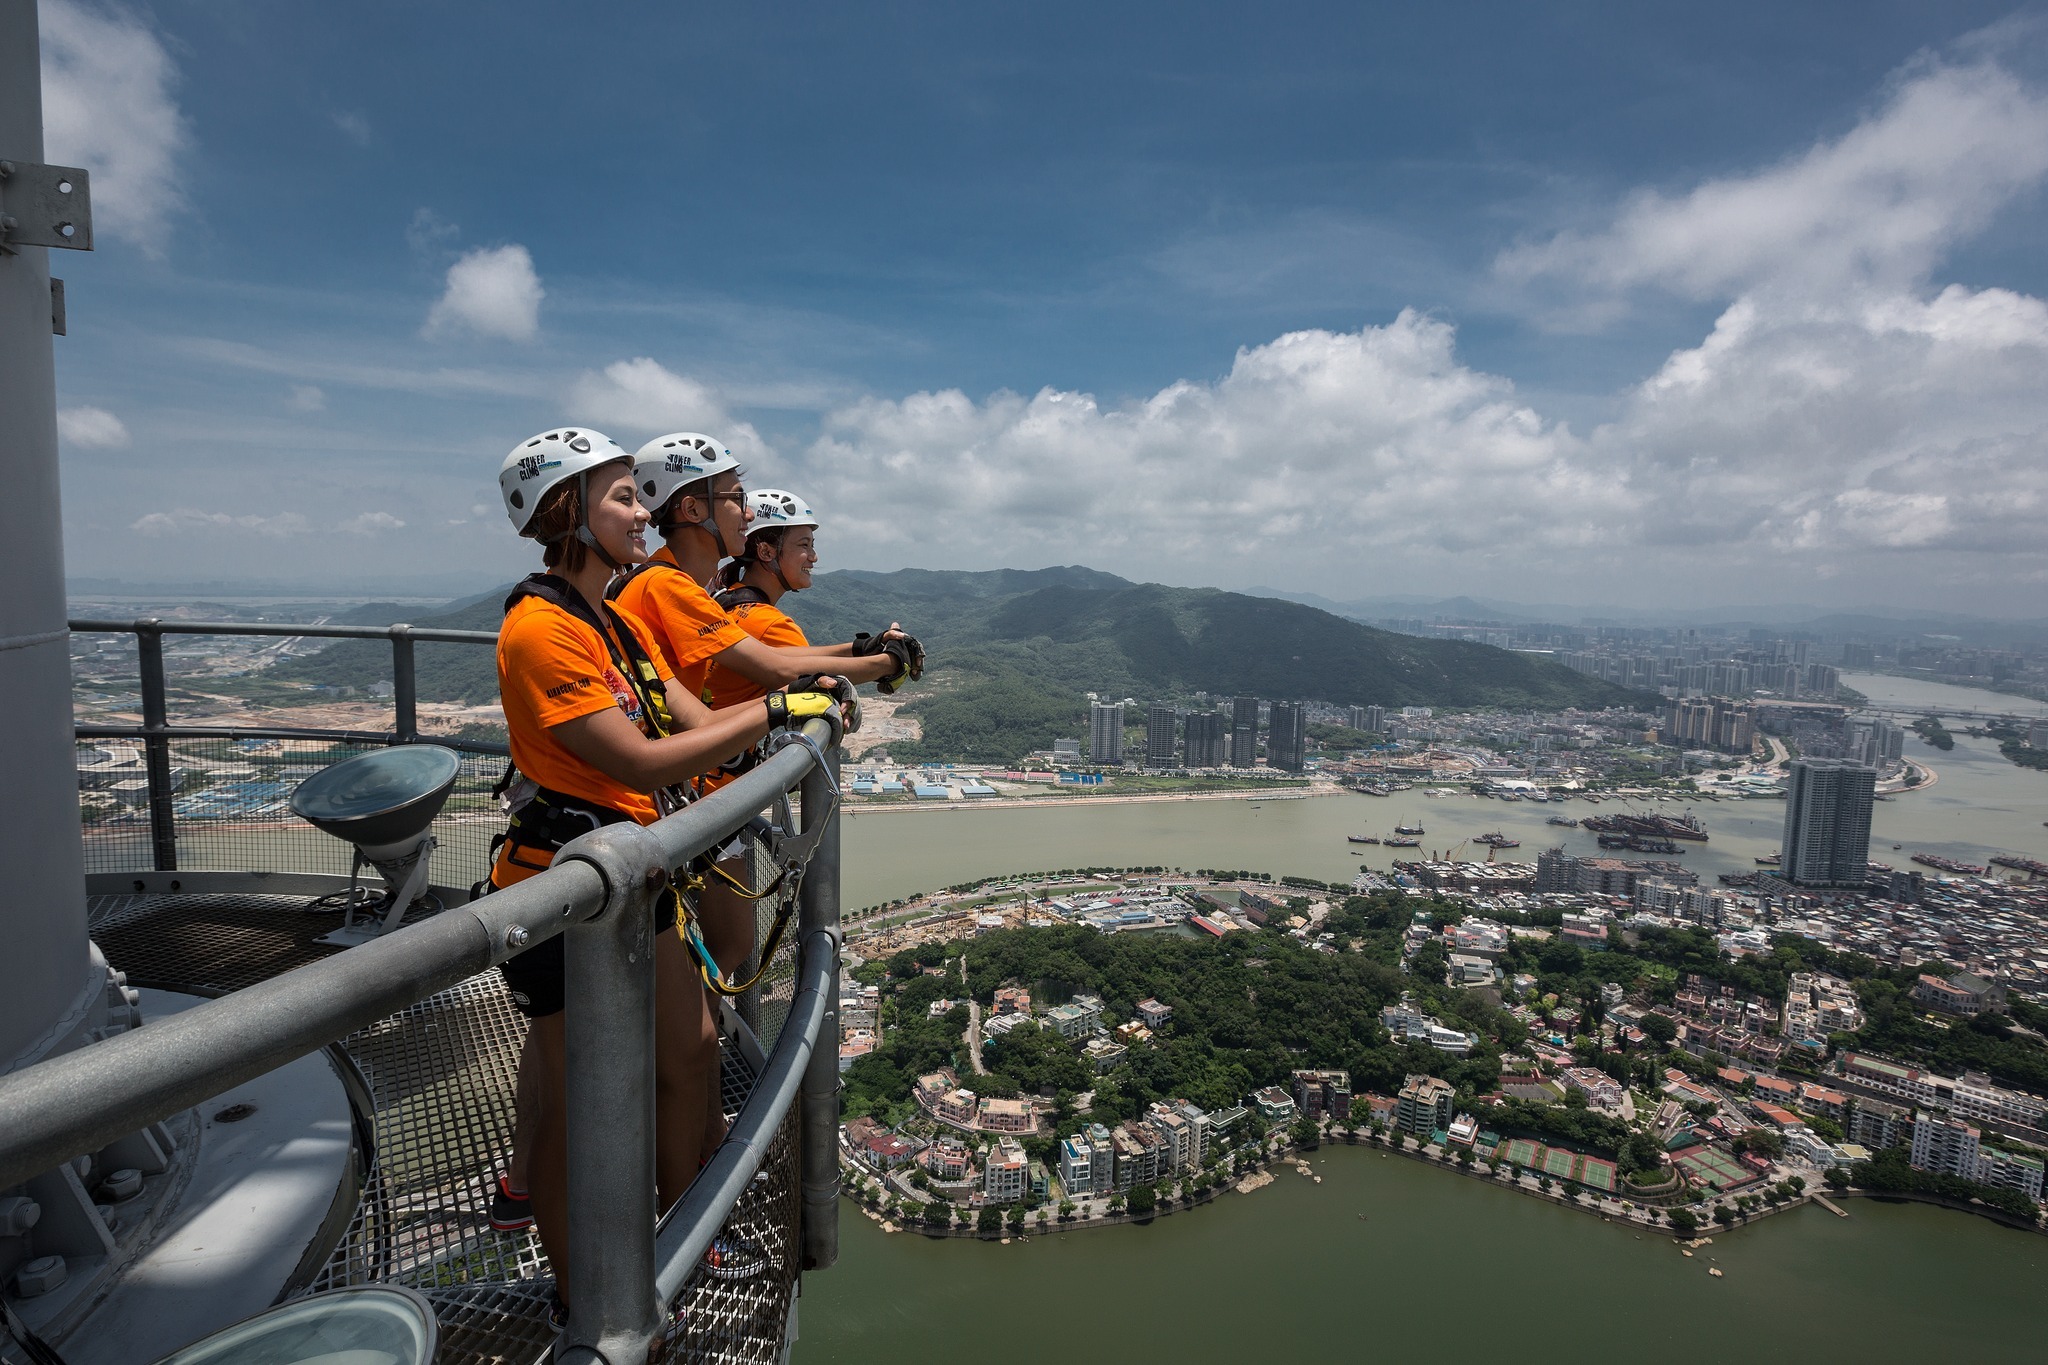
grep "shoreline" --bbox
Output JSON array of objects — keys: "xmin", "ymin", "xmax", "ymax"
[
  {"xmin": 845, "ymin": 786, "xmax": 1337, "ymax": 815},
  {"xmin": 848, "ymin": 1131, "xmax": 2045, "ymax": 1245}
]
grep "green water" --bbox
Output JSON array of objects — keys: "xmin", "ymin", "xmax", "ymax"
[
  {"xmin": 798, "ymin": 1147, "xmax": 2047, "ymax": 1361},
  {"xmin": 811, "ymin": 671, "xmax": 2048, "ymax": 1358}
]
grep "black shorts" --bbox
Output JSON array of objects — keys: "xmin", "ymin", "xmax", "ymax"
[{"xmin": 498, "ymin": 892, "xmax": 680, "ymax": 1020}]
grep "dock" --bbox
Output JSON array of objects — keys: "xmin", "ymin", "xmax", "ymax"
[{"xmin": 1813, "ymin": 1194, "xmax": 1849, "ymax": 1217}]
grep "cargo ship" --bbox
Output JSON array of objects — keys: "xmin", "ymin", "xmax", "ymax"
[
  {"xmin": 1395, "ymin": 822, "xmax": 1425, "ymax": 836},
  {"xmin": 1546, "ymin": 816, "xmax": 1578, "ymax": 828},
  {"xmin": 1911, "ymin": 853, "xmax": 1989, "ymax": 876},
  {"xmin": 1598, "ymin": 834, "xmax": 1682, "ymax": 854},
  {"xmin": 1475, "ymin": 831, "xmax": 1520, "ymax": 848},
  {"xmin": 1383, "ymin": 835, "xmax": 1422, "ymax": 848},
  {"xmin": 1347, "ymin": 835, "xmax": 1381, "ymax": 845},
  {"xmin": 1990, "ymin": 855, "xmax": 2048, "ymax": 878},
  {"xmin": 1579, "ymin": 810, "xmax": 1708, "ymax": 841}
]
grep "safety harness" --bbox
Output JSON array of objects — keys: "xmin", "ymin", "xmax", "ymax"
[{"xmin": 478, "ymin": 574, "xmax": 798, "ymax": 995}]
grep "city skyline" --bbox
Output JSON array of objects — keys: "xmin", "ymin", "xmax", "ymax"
[{"xmin": 39, "ymin": 2, "xmax": 2048, "ymax": 611}]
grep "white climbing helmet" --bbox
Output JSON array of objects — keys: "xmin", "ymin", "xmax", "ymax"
[
  {"xmin": 633, "ymin": 432, "xmax": 743, "ymax": 529},
  {"xmin": 745, "ymin": 488, "xmax": 819, "ymax": 533},
  {"xmin": 498, "ymin": 427, "xmax": 633, "ymax": 536}
]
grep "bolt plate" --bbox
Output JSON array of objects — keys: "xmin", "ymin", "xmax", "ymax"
[{"xmin": 0, "ymin": 160, "xmax": 93, "ymax": 251}]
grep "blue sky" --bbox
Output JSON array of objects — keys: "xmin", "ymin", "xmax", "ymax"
[{"xmin": 42, "ymin": 1, "xmax": 2048, "ymax": 612}]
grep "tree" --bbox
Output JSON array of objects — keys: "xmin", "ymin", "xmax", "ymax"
[
  {"xmin": 978, "ymin": 1205, "xmax": 1003, "ymax": 1234},
  {"xmin": 1713, "ymin": 1204, "xmax": 1736, "ymax": 1227},
  {"xmin": 1057, "ymin": 1200, "xmax": 1076, "ymax": 1222},
  {"xmin": 1127, "ymin": 1184, "xmax": 1158, "ymax": 1215},
  {"xmin": 1290, "ymin": 1117, "xmax": 1320, "ymax": 1149},
  {"xmin": 1668, "ymin": 1206, "xmax": 1700, "ymax": 1235},
  {"xmin": 1007, "ymin": 1204, "xmax": 1028, "ymax": 1231},
  {"xmin": 1824, "ymin": 1166, "xmax": 1850, "ymax": 1190},
  {"xmin": 1787, "ymin": 1175, "xmax": 1806, "ymax": 1194}
]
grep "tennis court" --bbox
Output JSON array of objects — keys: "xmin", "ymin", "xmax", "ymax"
[
  {"xmin": 1673, "ymin": 1144, "xmax": 1756, "ymax": 1190},
  {"xmin": 1541, "ymin": 1147, "xmax": 1577, "ymax": 1179},
  {"xmin": 1574, "ymin": 1155, "xmax": 1618, "ymax": 1191},
  {"xmin": 1501, "ymin": 1138, "xmax": 1542, "ymax": 1168}
]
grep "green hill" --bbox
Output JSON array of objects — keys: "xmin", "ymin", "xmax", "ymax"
[{"xmin": 265, "ymin": 566, "xmax": 1647, "ymax": 759}]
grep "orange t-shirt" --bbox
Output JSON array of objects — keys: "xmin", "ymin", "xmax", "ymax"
[
  {"xmin": 702, "ymin": 598, "xmax": 810, "ymax": 711},
  {"xmin": 609, "ymin": 548, "xmax": 749, "ymax": 703},
  {"xmin": 492, "ymin": 593, "xmax": 674, "ymax": 886}
]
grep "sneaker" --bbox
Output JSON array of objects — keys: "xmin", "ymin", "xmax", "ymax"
[
  {"xmin": 702, "ymin": 1232, "xmax": 769, "ymax": 1282},
  {"xmin": 489, "ymin": 1173, "xmax": 534, "ymax": 1231}
]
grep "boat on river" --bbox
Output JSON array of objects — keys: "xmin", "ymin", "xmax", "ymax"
[
  {"xmin": 1383, "ymin": 835, "xmax": 1422, "ymax": 848},
  {"xmin": 1348, "ymin": 835, "xmax": 1380, "ymax": 845},
  {"xmin": 1475, "ymin": 831, "xmax": 1520, "ymax": 848},
  {"xmin": 1911, "ymin": 853, "xmax": 1989, "ymax": 876},
  {"xmin": 1395, "ymin": 822, "xmax": 1424, "ymax": 836},
  {"xmin": 1546, "ymin": 816, "xmax": 1578, "ymax": 828}
]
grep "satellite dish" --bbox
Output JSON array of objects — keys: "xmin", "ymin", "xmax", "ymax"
[
  {"xmin": 290, "ymin": 746, "xmax": 462, "ymax": 947},
  {"xmin": 149, "ymin": 1285, "xmax": 437, "ymax": 1365}
]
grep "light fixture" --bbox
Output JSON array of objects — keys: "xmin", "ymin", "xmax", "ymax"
[{"xmin": 289, "ymin": 746, "xmax": 463, "ymax": 947}]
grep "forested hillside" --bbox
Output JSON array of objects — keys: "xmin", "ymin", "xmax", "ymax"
[{"xmin": 264, "ymin": 566, "xmax": 1646, "ymax": 757}]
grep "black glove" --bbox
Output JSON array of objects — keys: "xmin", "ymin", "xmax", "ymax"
[
  {"xmin": 851, "ymin": 632, "xmax": 887, "ymax": 657},
  {"xmin": 854, "ymin": 630, "xmax": 924, "ymax": 677},
  {"xmin": 875, "ymin": 637, "xmax": 923, "ymax": 695}
]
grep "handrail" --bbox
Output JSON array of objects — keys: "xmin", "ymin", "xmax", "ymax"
[
  {"xmin": 69, "ymin": 615, "xmax": 509, "ymax": 867},
  {"xmin": 69, "ymin": 616, "xmax": 499, "ymax": 644},
  {"xmin": 22, "ymin": 706, "xmax": 844, "ymax": 1363}
]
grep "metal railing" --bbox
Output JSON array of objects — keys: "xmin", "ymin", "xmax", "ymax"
[
  {"xmin": 10, "ymin": 618, "xmax": 843, "ymax": 1363},
  {"xmin": 70, "ymin": 617, "xmax": 506, "ymax": 872}
]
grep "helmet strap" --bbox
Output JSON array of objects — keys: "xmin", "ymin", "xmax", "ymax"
[{"xmin": 573, "ymin": 469, "xmax": 624, "ymax": 572}]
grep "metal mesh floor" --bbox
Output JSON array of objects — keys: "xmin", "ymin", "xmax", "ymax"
[{"xmin": 87, "ymin": 882, "xmax": 808, "ymax": 1365}]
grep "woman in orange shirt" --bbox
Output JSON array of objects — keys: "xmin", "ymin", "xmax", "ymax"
[
  {"xmin": 612, "ymin": 437, "xmax": 919, "ymax": 972},
  {"xmin": 702, "ymin": 489, "xmax": 870, "ymax": 709},
  {"xmin": 487, "ymin": 427, "xmax": 840, "ymax": 1313}
]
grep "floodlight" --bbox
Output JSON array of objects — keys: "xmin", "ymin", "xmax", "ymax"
[
  {"xmin": 150, "ymin": 1285, "xmax": 437, "ymax": 1365},
  {"xmin": 290, "ymin": 745, "xmax": 462, "ymax": 947}
]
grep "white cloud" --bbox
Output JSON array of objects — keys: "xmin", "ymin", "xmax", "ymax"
[
  {"xmin": 406, "ymin": 207, "xmax": 460, "ymax": 260},
  {"xmin": 40, "ymin": 0, "xmax": 190, "ymax": 252},
  {"xmin": 567, "ymin": 358, "xmax": 772, "ymax": 459},
  {"xmin": 1498, "ymin": 54, "xmax": 2048, "ymax": 307},
  {"xmin": 338, "ymin": 511, "xmax": 406, "ymax": 535},
  {"xmin": 57, "ymin": 405, "xmax": 130, "ymax": 447},
  {"xmin": 131, "ymin": 509, "xmax": 311, "ymax": 539},
  {"xmin": 285, "ymin": 384, "xmax": 327, "ymax": 413},
  {"xmin": 797, "ymin": 286, "xmax": 2048, "ymax": 597},
  {"xmin": 423, "ymin": 244, "xmax": 543, "ymax": 342},
  {"xmin": 331, "ymin": 110, "xmax": 372, "ymax": 147}
]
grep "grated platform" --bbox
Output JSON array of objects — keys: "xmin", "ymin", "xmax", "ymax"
[{"xmin": 86, "ymin": 885, "xmax": 807, "ymax": 1365}]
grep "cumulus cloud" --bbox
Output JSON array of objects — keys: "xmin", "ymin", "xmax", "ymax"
[
  {"xmin": 1498, "ymin": 53, "xmax": 2048, "ymax": 306},
  {"xmin": 131, "ymin": 509, "xmax": 312, "ymax": 539},
  {"xmin": 803, "ymin": 313, "xmax": 1630, "ymax": 582},
  {"xmin": 797, "ymin": 281, "xmax": 2048, "ymax": 592},
  {"xmin": 57, "ymin": 405, "xmax": 130, "ymax": 447},
  {"xmin": 285, "ymin": 384, "xmax": 327, "ymax": 413},
  {"xmin": 338, "ymin": 511, "xmax": 406, "ymax": 535},
  {"xmin": 40, "ymin": 0, "xmax": 190, "ymax": 251},
  {"xmin": 567, "ymin": 358, "xmax": 772, "ymax": 459},
  {"xmin": 423, "ymin": 244, "xmax": 543, "ymax": 342}
]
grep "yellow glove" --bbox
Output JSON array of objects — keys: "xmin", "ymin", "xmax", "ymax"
[{"xmin": 766, "ymin": 690, "xmax": 837, "ymax": 729}]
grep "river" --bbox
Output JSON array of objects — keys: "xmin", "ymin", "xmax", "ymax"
[
  {"xmin": 838, "ymin": 673, "xmax": 2048, "ymax": 911},
  {"xmin": 806, "ymin": 672, "xmax": 2048, "ymax": 1360},
  {"xmin": 799, "ymin": 1147, "xmax": 2046, "ymax": 1361}
]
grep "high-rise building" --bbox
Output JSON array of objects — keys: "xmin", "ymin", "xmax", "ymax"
[
  {"xmin": 1267, "ymin": 701, "xmax": 1307, "ymax": 772},
  {"xmin": 1144, "ymin": 703, "xmax": 1178, "ymax": 768},
  {"xmin": 1183, "ymin": 710, "xmax": 1227, "ymax": 768},
  {"xmin": 1363, "ymin": 704, "xmax": 1385, "ymax": 734},
  {"xmin": 1781, "ymin": 758, "xmax": 1876, "ymax": 888},
  {"xmin": 1088, "ymin": 701, "xmax": 1125, "ymax": 765},
  {"xmin": 1230, "ymin": 696, "xmax": 1260, "ymax": 768}
]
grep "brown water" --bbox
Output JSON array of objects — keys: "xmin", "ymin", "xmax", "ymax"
[{"xmin": 841, "ymin": 673, "xmax": 2048, "ymax": 911}]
